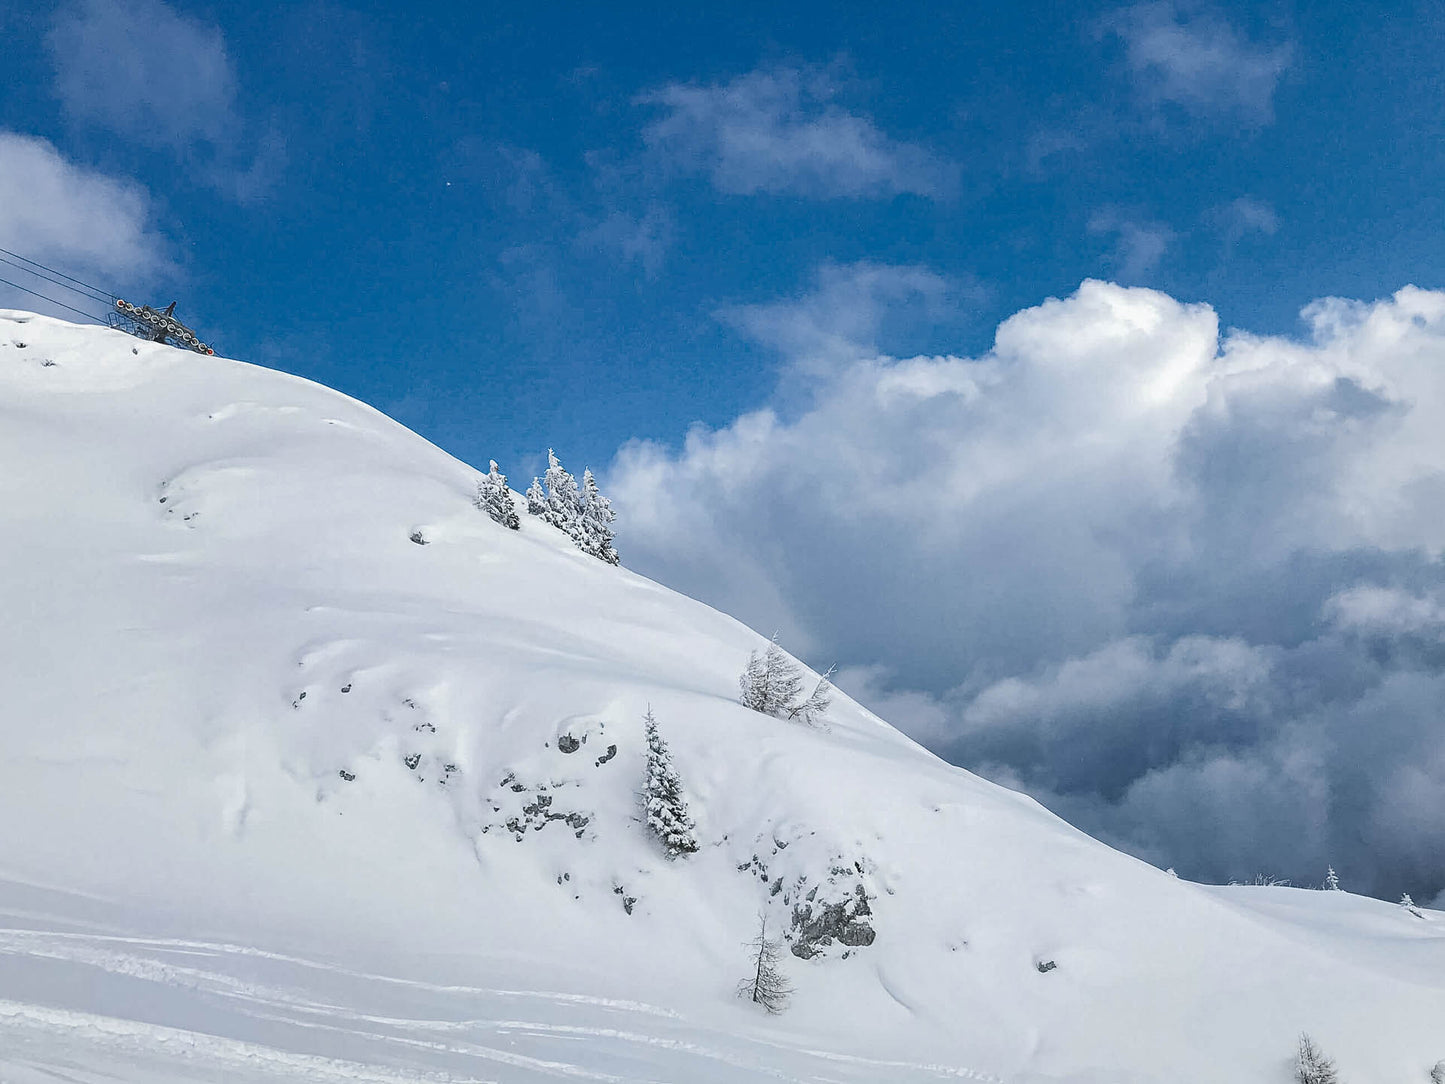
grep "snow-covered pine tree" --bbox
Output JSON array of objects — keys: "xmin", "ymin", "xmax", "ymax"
[
  {"xmin": 642, "ymin": 710, "xmax": 698, "ymax": 858},
  {"xmin": 787, "ymin": 664, "xmax": 836, "ymax": 726},
  {"xmin": 1295, "ymin": 1034, "xmax": 1338, "ymax": 1084},
  {"xmin": 475, "ymin": 461, "xmax": 519, "ymax": 529},
  {"xmin": 576, "ymin": 468, "xmax": 619, "ymax": 565},
  {"xmin": 1323, "ymin": 866, "xmax": 1340, "ymax": 891},
  {"xmin": 738, "ymin": 636, "xmax": 804, "ymax": 719},
  {"xmin": 542, "ymin": 449, "xmax": 581, "ymax": 537},
  {"xmin": 1430, "ymin": 1060, "xmax": 1444, "ymax": 1084},
  {"xmin": 525, "ymin": 477, "xmax": 548, "ymax": 517},
  {"xmin": 1401, "ymin": 893, "xmax": 1424, "ymax": 917},
  {"xmin": 737, "ymin": 917, "xmax": 792, "ymax": 1014},
  {"xmin": 738, "ymin": 649, "xmax": 769, "ymax": 713}
]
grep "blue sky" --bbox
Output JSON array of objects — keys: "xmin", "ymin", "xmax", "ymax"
[
  {"xmin": 3, "ymin": 0, "xmax": 1442, "ymax": 475},
  {"xmin": 4, "ymin": 0, "xmax": 1445, "ymax": 901}
]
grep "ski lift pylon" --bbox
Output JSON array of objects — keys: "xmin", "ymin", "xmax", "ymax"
[{"xmin": 109, "ymin": 299, "xmax": 215, "ymax": 355}]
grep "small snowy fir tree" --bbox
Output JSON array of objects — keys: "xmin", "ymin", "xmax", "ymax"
[
  {"xmin": 738, "ymin": 636, "xmax": 804, "ymax": 718},
  {"xmin": 525, "ymin": 476, "xmax": 548, "ymax": 518},
  {"xmin": 1295, "ymin": 1034, "xmax": 1339, "ymax": 1084},
  {"xmin": 786, "ymin": 664, "xmax": 835, "ymax": 726},
  {"xmin": 1401, "ymin": 893, "xmax": 1424, "ymax": 918},
  {"xmin": 642, "ymin": 710, "xmax": 697, "ymax": 858},
  {"xmin": 739, "ymin": 637, "xmax": 834, "ymax": 724},
  {"xmin": 1430, "ymin": 1060, "xmax": 1444, "ymax": 1084},
  {"xmin": 576, "ymin": 468, "xmax": 619, "ymax": 565},
  {"xmin": 1323, "ymin": 866, "xmax": 1340, "ymax": 891},
  {"xmin": 542, "ymin": 449, "xmax": 581, "ymax": 536},
  {"xmin": 475, "ymin": 461, "xmax": 519, "ymax": 529},
  {"xmin": 737, "ymin": 916, "xmax": 792, "ymax": 1014}
]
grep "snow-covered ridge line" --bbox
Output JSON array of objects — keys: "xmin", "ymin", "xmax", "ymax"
[{"xmin": 2, "ymin": 309, "xmax": 1444, "ymax": 1083}]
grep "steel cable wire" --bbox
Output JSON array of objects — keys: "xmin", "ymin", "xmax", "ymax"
[
  {"xmin": 0, "ymin": 246, "xmax": 116, "ymax": 303},
  {"xmin": 0, "ymin": 274, "xmax": 108, "ymax": 324}
]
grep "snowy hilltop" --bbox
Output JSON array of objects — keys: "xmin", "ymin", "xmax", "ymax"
[{"xmin": 1, "ymin": 308, "xmax": 1443, "ymax": 1083}]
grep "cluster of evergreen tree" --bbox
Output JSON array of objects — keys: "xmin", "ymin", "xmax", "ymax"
[
  {"xmin": 642, "ymin": 709, "xmax": 698, "ymax": 858},
  {"xmin": 475, "ymin": 461, "xmax": 520, "ymax": 529},
  {"xmin": 524, "ymin": 450, "xmax": 618, "ymax": 564},
  {"xmin": 738, "ymin": 636, "xmax": 834, "ymax": 725}
]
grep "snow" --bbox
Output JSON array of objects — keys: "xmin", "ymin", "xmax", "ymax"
[{"xmin": 2, "ymin": 309, "xmax": 1443, "ymax": 1082}]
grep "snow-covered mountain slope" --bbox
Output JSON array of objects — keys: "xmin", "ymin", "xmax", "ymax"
[{"xmin": 2, "ymin": 309, "xmax": 1443, "ymax": 1084}]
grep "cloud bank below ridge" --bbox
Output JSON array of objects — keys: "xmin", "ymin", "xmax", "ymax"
[{"xmin": 612, "ymin": 279, "xmax": 1445, "ymax": 902}]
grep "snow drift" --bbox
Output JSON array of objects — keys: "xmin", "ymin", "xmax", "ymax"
[{"xmin": 1, "ymin": 309, "xmax": 1442, "ymax": 1083}]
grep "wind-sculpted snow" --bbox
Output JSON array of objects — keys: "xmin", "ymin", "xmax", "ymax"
[{"xmin": 2, "ymin": 310, "xmax": 1445, "ymax": 1081}]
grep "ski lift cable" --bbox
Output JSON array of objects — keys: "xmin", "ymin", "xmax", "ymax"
[
  {"xmin": 0, "ymin": 274, "xmax": 108, "ymax": 325},
  {"xmin": 0, "ymin": 254, "xmax": 115, "ymax": 306},
  {"xmin": 0, "ymin": 246, "xmax": 117, "ymax": 302},
  {"xmin": 0, "ymin": 253, "xmax": 114, "ymax": 304}
]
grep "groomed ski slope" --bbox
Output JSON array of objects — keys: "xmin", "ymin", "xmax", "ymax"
[{"xmin": 1, "ymin": 309, "xmax": 1442, "ymax": 1083}]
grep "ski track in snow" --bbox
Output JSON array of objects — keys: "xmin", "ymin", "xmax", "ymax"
[{"xmin": 0, "ymin": 925, "xmax": 998, "ymax": 1083}]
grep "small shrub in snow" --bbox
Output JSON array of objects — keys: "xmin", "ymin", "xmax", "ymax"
[
  {"xmin": 786, "ymin": 665, "xmax": 835, "ymax": 726},
  {"xmin": 475, "ymin": 460, "xmax": 519, "ymax": 529},
  {"xmin": 1295, "ymin": 1033, "xmax": 1339, "ymax": 1084},
  {"xmin": 1323, "ymin": 866, "xmax": 1340, "ymax": 891},
  {"xmin": 740, "ymin": 636, "xmax": 834, "ymax": 725},
  {"xmin": 737, "ymin": 917, "xmax": 792, "ymax": 1014},
  {"xmin": 1401, "ymin": 893, "xmax": 1424, "ymax": 918},
  {"xmin": 642, "ymin": 710, "xmax": 698, "ymax": 858}
]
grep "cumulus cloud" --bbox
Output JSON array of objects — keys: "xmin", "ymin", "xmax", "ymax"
[
  {"xmin": 48, "ymin": 0, "xmax": 238, "ymax": 150},
  {"xmin": 611, "ymin": 279, "xmax": 1445, "ymax": 900},
  {"xmin": 0, "ymin": 131, "xmax": 168, "ymax": 313},
  {"xmin": 1100, "ymin": 2, "xmax": 1293, "ymax": 124},
  {"xmin": 637, "ymin": 65, "xmax": 955, "ymax": 199}
]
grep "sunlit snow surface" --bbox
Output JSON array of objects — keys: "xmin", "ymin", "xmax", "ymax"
[{"xmin": 2, "ymin": 310, "xmax": 1443, "ymax": 1083}]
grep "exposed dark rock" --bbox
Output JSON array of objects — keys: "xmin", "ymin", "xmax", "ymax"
[
  {"xmin": 788, "ymin": 879, "xmax": 875, "ymax": 958},
  {"xmin": 557, "ymin": 734, "xmax": 581, "ymax": 754}
]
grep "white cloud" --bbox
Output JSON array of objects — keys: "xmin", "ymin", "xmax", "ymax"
[
  {"xmin": 611, "ymin": 278, "xmax": 1445, "ymax": 898},
  {"xmin": 0, "ymin": 131, "xmax": 167, "ymax": 297},
  {"xmin": 637, "ymin": 65, "xmax": 955, "ymax": 199},
  {"xmin": 47, "ymin": 0, "xmax": 238, "ymax": 151},
  {"xmin": 577, "ymin": 205, "xmax": 674, "ymax": 279},
  {"xmin": 1087, "ymin": 210, "xmax": 1174, "ymax": 281},
  {"xmin": 1217, "ymin": 195, "xmax": 1277, "ymax": 235},
  {"xmin": 1325, "ymin": 585, "xmax": 1445, "ymax": 637},
  {"xmin": 718, "ymin": 261, "xmax": 959, "ymax": 372},
  {"xmin": 1101, "ymin": 2, "xmax": 1293, "ymax": 123}
]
